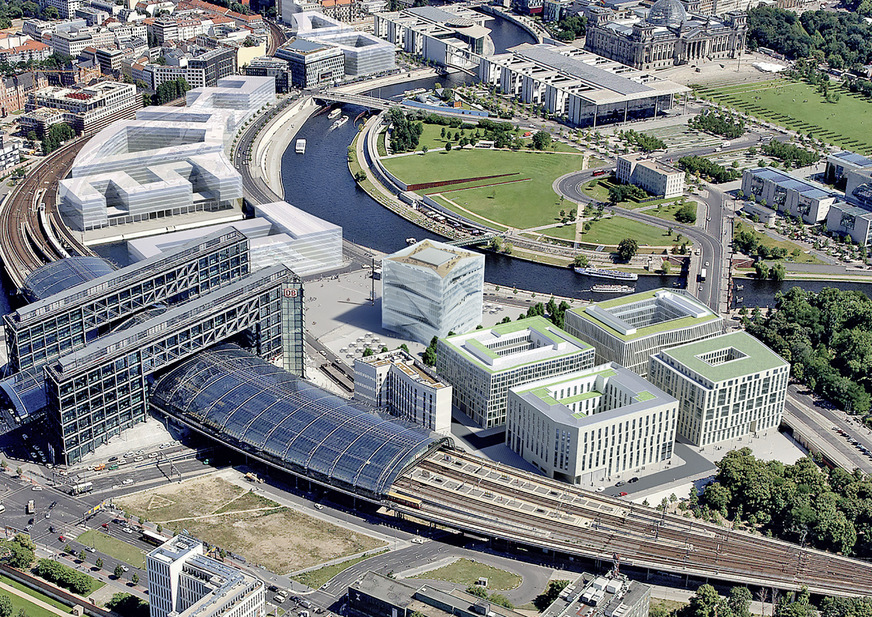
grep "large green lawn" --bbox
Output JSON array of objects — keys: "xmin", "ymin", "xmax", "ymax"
[
  {"xmin": 579, "ymin": 216, "xmax": 679, "ymax": 246},
  {"xmin": 0, "ymin": 575, "xmax": 73, "ymax": 613},
  {"xmin": 411, "ymin": 123, "xmax": 581, "ymax": 154},
  {"xmin": 77, "ymin": 530, "xmax": 147, "ymax": 569},
  {"xmin": 412, "ymin": 558, "xmax": 521, "ymax": 591},
  {"xmin": 0, "ymin": 588, "xmax": 68, "ymax": 617},
  {"xmin": 383, "ymin": 149, "xmax": 588, "ymax": 229},
  {"xmin": 695, "ymin": 79, "xmax": 872, "ymax": 154}
]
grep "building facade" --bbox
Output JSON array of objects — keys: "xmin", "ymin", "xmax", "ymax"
[
  {"xmin": 354, "ymin": 349, "xmax": 452, "ymax": 434},
  {"xmin": 564, "ymin": 289, "xmax": 722, "ymax": 376},
  {"xmin": 245, "ymin": 56, "xmax": 292, "ymax": 92},
  {"xmin": 825, "ymin": 150, "xmax": 872, "ymax": 190},
  {"xmin": 506, "ymin": 363, "xmax": 677, "ymax": 485},
  {"xmin": 583, "ymin": 0, "xmax": 746, "ymax": 71},
  {"xmin": 148, "ymin": 535, "xmax": 265, "ymax": 617},
  {"xmin": 741, "ymin": 167, "xmax": 835, "ymax": 224},
  {"xmin": 616, "ymin": 153, "xmax": 684, "ymax": 198},
  {"xmin": 825, "ymin": 202, "xmax": 872, "ymax": 246},
  {"xmin": 381, "ymin": 240, "xmax": 485, "ymax": 345},
  {"xmin": 27, "ymin": 81, "xmax": 139, "ymax": 135},
  {"xmin": 276, "ymin": 38, "xmax": 344, "ymax": 87},
  {"xmin": 0, "ymin": 137, "xmax": 21, "ymax": 172},
  {"xmin": 436, "ymin": 317, "xmax": 595, "ymax": 428},
  {"xmin": 648, "ymin": 331, "xmax": 788, "ymax": 447}
]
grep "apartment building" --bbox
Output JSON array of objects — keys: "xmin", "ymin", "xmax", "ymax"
[
  {"xmin": 616, "ymin": 154, "xmax": 685, "ymax": 199},
  {"xmin": 27, "ymin": 81, "xmax": 139, "ymax": 135}
]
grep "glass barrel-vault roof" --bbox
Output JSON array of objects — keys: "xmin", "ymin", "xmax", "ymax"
[
  {"xmin": 150, "ymin": 344, "xmax": 447, "ymax": 497},
  {"xmin": 23, "ymin": 257, "xmax": 116, "ymax": 302}
]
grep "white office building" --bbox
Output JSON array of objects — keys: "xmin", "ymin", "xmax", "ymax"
[
  {"xmin": 741, "ymin": 167, "xmax": 835, "ymax": 224},
  {"xmin": 354, "ymin": 349, "xmax": 452, "ymax": 435},
  {"xmin": 147, "ymin": 535, "xmax": 265, "ymax": 617},
  {"xmin": 648, "ymin": 331, "xmax": 789, "ymax": 447},
  {"xmin": 381, "ymin": 240, "xmax": 485, "ymax": 345},
  {"xmin": 436, "ymin": 316, "xmax": 596, "ymax": 428},
  {"xmin": 27, "ymin": 81, "xmax": 139, "ymax": 135},
  {"xmin": 507, "ymin": 363, "xmax": 677, "ymax": 485},
  {"xmin": 564, "ymin": 289, "xmax": 722, "ymax": 377},
  {"xmin": 616, "ymin": 154, "xmax": 684, "ymax": 198}
]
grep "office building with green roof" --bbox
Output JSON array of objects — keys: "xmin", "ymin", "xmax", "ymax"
[
  {"xmin": 506, "ymin": 363, "xmax": 677, "ymax": 485},
  {"xmin": 647, "ymin": 332, "xmax": 789, "ymax": 447},
  {"xmin": 435, "ymin": 316, "xmax": 595, "ymax": 428},
  {"xmin": 565, "ymin": 289, "xmax": 722, "ymax": 377}
]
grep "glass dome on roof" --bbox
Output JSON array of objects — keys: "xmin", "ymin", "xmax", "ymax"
[
  {"xmin": 23, "ymin": 257, "xmax": 116, "ymax": 302},
  {"xmin": 647, "ymin": 0, "xmax": 686, "ymax": 28},
  {"xmin": 151, "ymin": 344, "xmax": 449, "ymax": 497}
]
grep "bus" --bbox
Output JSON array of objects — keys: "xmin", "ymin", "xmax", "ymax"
[
  {"xmin": 70, "ymin": 482, "xmax": 93, "ymax": 496},
  {"xmin": 26, "ymin": 500, "xmax": 35, "ymax": 514},
  {"xmin": 141, "ymin": 528, "xmax": 169, "ymax": 546},
  {"xmin": 699, "ymin": 268, "xmax": 707, "ymax": 281}
]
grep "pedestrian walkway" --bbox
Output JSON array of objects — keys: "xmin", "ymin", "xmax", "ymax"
[{"xmin": 0, "ymin": 580, "xmax": 69, "ymax": 617}]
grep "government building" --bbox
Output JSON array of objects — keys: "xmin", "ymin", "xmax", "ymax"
[
  {"xmin": 648, "ymin": 331, "xmax": 789, "ymax": 447},
  {"xmin": 583, "ymin": 0, "xmax": 747, "ymax": 71},
  {"xmin": 506, "ymin": 363, "xmax": 677, "ymax": 486}
]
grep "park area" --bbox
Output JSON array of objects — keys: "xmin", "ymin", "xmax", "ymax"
[
  {"xmin": 0, "ymin": 574, "xmax": 75, "ymax": 616},
  {"xmin": 114, "ymin": 475, "xmax": 385, "ymax": 574},
  {"xmin": 76, "ymin": 530, "xmax": 147, "ymax": 569},
  {"xmin": 694, "ymin": 79, "xmax": 872, "ymax": 154},
  {"xmin": 412, "ymin": 558, "xmax": 522, "ymax": 591}
]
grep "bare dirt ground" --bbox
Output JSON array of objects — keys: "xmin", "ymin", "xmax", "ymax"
[{"xmin": 115, "ymin": 474, "xmax": 385, "ymax": 574}]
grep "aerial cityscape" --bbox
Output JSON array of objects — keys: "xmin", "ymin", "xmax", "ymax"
[{"xmin": 0, "ymin": 0, "xmax": 870, "ymax": 615}]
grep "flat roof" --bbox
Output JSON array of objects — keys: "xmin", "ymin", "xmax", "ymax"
[
  {"xmin": 830, "ymin": 151, "xmax": 872, "ymax": 168},
  {"xmin": 747, "ymin": 168, "xmax": 833, "ymax": 200},
  {"xmin": 568, "ymin": 288, "xmax": 720, "ymax": 342},
  {"xmin": 656, "ymin": 331, "xmax": 787, "ymax": 383},
  {"xmin": 384, "ymin": 239, "xmax": 482, "ymax": 278},
  {"xmin": 441, "ymin": 316, "xmax": 593, "ymax": 373}
]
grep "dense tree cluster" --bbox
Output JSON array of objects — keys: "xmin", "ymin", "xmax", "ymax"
[
  {"xmin": 106, "ymin": 593, "xmax": 150, "ymax": 617},
  {"xmin": 688, "ymin": 109, "xmax": 745, "ymax": 139},
  {"xmin": 733, "ymin": 223, "xmax": 789, "ymax": 260},
  {"xmin": 531, "ymin": 130, "xmax": 552, "ymax": 151},
  {"xmin": 35, "ymin": 558, "xmax": 96, "ymax": 595},
  {"xmin": 619, "ymin": 129, "xmax": 666, "ymax": 153},
  {"xmin": 552, "ymin": 15, "xmax": 587, "ymax": 42},
  {"xmin": 388, "ymin": 108, "xmax": 423, "ymax": 153},
  {"xmin": 674, "ymin": 202, "xmax": 697, "ymax": 224},
  {"xmin": 523, "ymin": 298, "xmax": 571, "ymax": 329},
  {"xmin": 678, "ymin": 156, "xmax": 740, "ymax": 183},
  {"xmin": 41, "ymin": 123, "xmax": 75, "ymax": 155},
  {"xmin": 617, "ymin": 238, "xmax": 638, "ymax": 262},
  {"xmin": 533, "ymin": 581, "xmax": 570, "ymax": 611},
  {"xmin": 761, "ymin": 141, "xmax": 819, "ymax": 168},
  {"xmin": 747, "ymin": 6, "xmax": 872, "ymax": 69},
  {"xmin": 608, "ymin": 182, "xmax": 648, "ymax": 204},
  {"xmin": 745, "ymin": 287, "xmax": 872, "ymax": 415},
  {"xmin": 151, "ymin": 78, "xmax": 191, "ymax": 106},
  {"xmin": 701, "ymin": 448, "xmax": 872, "ymax": 556},
  {"xmin": 0, "ymin": 0, "xmax": 57, "ymax": 29},
  {"xmin": 0, "ymin": 535, "xmax": 34, "ymax": 569}
]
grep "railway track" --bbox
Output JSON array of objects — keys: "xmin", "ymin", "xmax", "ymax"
[
  {"xmin": 392, "ymin": 449, "xmax": 872, "ymax": 597},
  {"xmin": 0, "ymin": 138, "xmax": 95, "ymax": 290}
]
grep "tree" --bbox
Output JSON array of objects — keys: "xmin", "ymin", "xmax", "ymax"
[
  {"xmin": 132, "ymin": 573, "xmax": 140, "ymax": 585},
  {"xmin": 78, "ymin": 550, "xmax": 86, "ymax": 562},
  {"xmin": 422, "ymin": 145, "xmax": 428, "ymax": 155},
  {"xmin": 0, "ymin": 594, "xmax": 11, "ymax": 617},
  {"xmin": 531, "ymin": 130, "xmax": 552, "ymax": 150},
  {"xmin": 617, "ymin": 238, "xmax": 638, "ymax": 262},
  {"xmin": 573, "ymin": 254, "xmax": 590, "ymax": 268},
  {"xmin": 114, "ymin": 564, "xmax": 124, "ymax": 579},
  {"xmin": 754, "ymin": 262, "xmax": 769, "ymax": 279},
  {"xmin": 534, "ymin": 581, "xmax": 570, "ymax": 611},
  {"xmin": 770, "ymin": 262, "xmax": 786, "ymax": 281},
  {"xmin": 96, "ymin": 558, "xmax": 103, "ymax": 570},
  {"xmin": 729, "ymin": 587, "xmax": 753, "ymax": 617},
  {"xmin": 362, "ymin": 347, "xmax": 374, "ymax": 357},
  {"xmin": 445, "ymin": 142, "xmax": 452, "ymax": 152},
  {"xmin": 675, "ymin": 203, "xmax": 698, "ymax": 224}
]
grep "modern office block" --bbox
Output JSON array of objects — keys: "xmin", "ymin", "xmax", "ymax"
[
  {"xmin": 354, "ymin": 349, "xmax": 452, "ymax": 435},
  {"xmin": 648, "ymin": 332, "xmax": 789, "ymax": 447},
  {"xmin": 825, "ymin": 201, "xmax": 872, "ymax": 246},
  {"xmin": 381, "ymin": 240, "xmax": 485, "ymax": 345},
  {"xmin": 825, "ymin": 151, "xmax": 872, "ymax": 188},
  {"xmin": 436, "ymin": 317, "xmax": 595, "ymax": 428},
  {"xmin": 276, "ymin": 37, "xmax": 345, "ymax": 87},
  {"xmin": 616, "ymin": 154, "xmax": 684, "ymax": 198},
  {"xmin": 26, "ymin": 81, "xmax": 139, "ymax": 135},
  {"xmin": 741, "ymin": 167, "xmax": 835, "ymax": 224},
  {"xmin": 147, "ymin": 535, "xmax": 265, "ymax": 617},
  {"xmin": 308, "ymin": 31, "xmax": 396, "ymax": 76},
  {"xmin": 506, "ymin": 363, "xmax": 677, "ymax": 485},
  {"xmin": 245, "ymin": 56, "xmax": 292, "ymax": 92},
  {"xmin": 564, "ymin": 289, "xmax": 722, "ymax": 377}
]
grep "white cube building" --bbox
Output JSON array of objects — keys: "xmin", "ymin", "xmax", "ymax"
[
  {"xmin": 436, "ymin": 316, "xmax": 596, "ymax": 428},
  {"xmin": 147, "ymin": 535, "xmax": 265, "ymax": 617},
  {"xmin": 507, "ymin": 363, "xmax": 677, "ymax": 485},
  {"xmin": 648, "ymin": 331, "xmax": 789, "ymax": 447},
  {"xmin": 354, "ymin": 349, "xmax": 452, "ymax": 434},
  {"xmin": 381, "ymin": 240, "xmax": 484, "ymax": 345},
  {"xmin": 564, "ymin": 289, "xmax": 723, "ymax": 376},
  {"xmin": 616, "ymin": 154, "xmax": 685, "ymax": 199}
]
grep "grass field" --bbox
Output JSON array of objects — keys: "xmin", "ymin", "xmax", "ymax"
[
  {"xmin": 0, "ymin": 574, "xmax": 73, "ymax": 613},
  {"xmin": 0, "ymin": 588, "xmax": 68, "ymax": 617},
  {"xmin": 645, "ymin": 200, "xmax": 691, "ymax": 223},
  {"xmin": 411, "ymin": 123, "xmax": 580, "ymax": 154},
  {"xmin": 76, "ymin": 530, "xmax": 147, "ymax": 569},
  {"xmin": 734, "ymin": 221, "xmax": 823, "ymax": 264},
  {"xmin": 292, "ymin": 549, "xmax": 388, "ymax": 589},
  {"xmin": 383, "ymin": 149, "xmax": 590, "ymax": 229},
  {"xmin": 694, "ymin": 79, "xmax": 872, "ymax": 154},
  {"xmin": 578, "ymin": 215, "xmax": 680, "ymax": 246},
  {"xmin": 412, "ymin": 558, "xmax": 522, "ymax": 591},
  {"xmin": 115, "ymin": 475, "xmax": 385, "ymax": 575}
]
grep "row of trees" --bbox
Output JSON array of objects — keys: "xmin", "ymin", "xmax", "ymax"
[
  {"xmin": 607, "ymin": 182, "xmax": 648, "ymax": 204},
  {"xmin": 733, "ymin": 224, "xmax": 790, "ymax": 260},
  {"xmin": 761, "ymin": 141, "xmax": 819, "ymax": 168},
  {"xmin": 150, "ymin": 78, "xmax": 191, "ymax": 106},
  {"xmin": 551, "ymin": 15, "xmax": 587, "ymax": 41},
  {"xmin": 678, "ymin": 156, "xmax": 740, "ymax": 184},
  {"xmin": 745, "ymin": 287, "xmax": 872, "ymax": 415},
  {"xmin": 688, "ymin": 110, "xmax": 745, "ymax": 139},
  {"xmin": 747, "ymin": 6, "xmax": 872, "ymax": 70},
  {"xmin": 522, "ymin": 298, "xmax": 571, "ymax": 329},
  {"xmin": 701, "ymin": 448, "xmax": 872, "ymax": 556},
  {"xmin": 34, "ymin": 558, "xmax": 96, "ymax": 596},
  {"xmin": 619, "ymin": 129, "xmax": 666, "ymax": 153}
]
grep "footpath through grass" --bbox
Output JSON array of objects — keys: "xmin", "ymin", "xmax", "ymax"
[
  {"xmin": 0, "ymin": 574, "xmax": 73, "ymax": 613},
  {"xmin": 384, "ymin": 149, "xmax": 589, "ymax": 229},
  {"xmin": 694, "ymin": 79, "xmax": 872, "ymax": 154},
  {"xmin": 76, "ymin": 530, "xmax": 147, "ymax": 569},
  {"xmin": 412, "ymin": 558, "xmax": 522, "ymax": 590}
]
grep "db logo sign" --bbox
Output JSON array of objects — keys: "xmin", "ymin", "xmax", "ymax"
[{"xmin": 284, "ymin": 289, "xmax": 298, "ymax": 298}]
